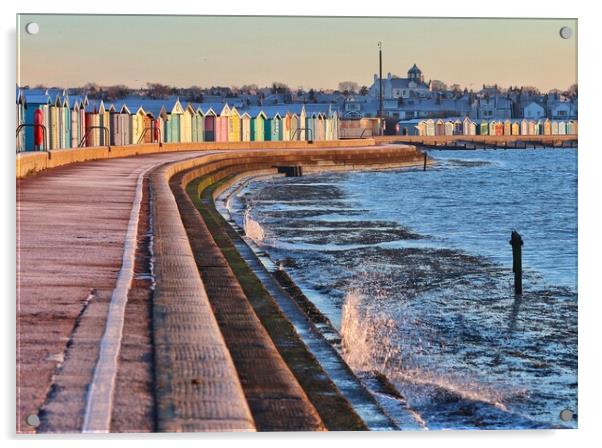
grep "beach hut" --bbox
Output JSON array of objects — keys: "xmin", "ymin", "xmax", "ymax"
[
  {"xmin": 527, "ymin": 120, "xmax": 536, "ymax": 136},
  {"xmin": 290, "ymin": 112, "xmax": 300, "ymax": 139},
  {"xmin": 98, "ymin": 100, "xmax": 110, "ymax": 146},
  {"xmin": 478, "ymin": 120, "xmax": 489, "ymax": 135},
  {"xmin": 212, "ymin": 104, "xmax": 231, "ymax": 142},
  {"xmin": 163, "ymin": 98, "xmax": 185, "ymax": 143},
  {"xmin": 511, "ymin": 121, "xmax": 520, "ymax": 136},
  {"xmin": 281, "ymin": 111, "xmax": 292, "ymax": 141},
  {"xmin": 414, "ymin": 120, "xmax": 427, "ymax": 136},
  {"xmin": 191, "ymin": 106, "xmax": 205, "ymax": 142},
  {"xmin": 16, "ymin": 90, "xmax": 26, "ymax": 151},
  {"xmin": 246, "ymin": 108, "xmax": 266, "ymax": 142},
  {"xmin": 69, "ymin": 97, "xmax": 86, "ymax": 148},
  {"xmin": 567, "ymin": 120, "xmax": 577, "ymax": 135},
  {"xmin": 551, "ymin": 120, "xmax": 559, "ymax": 135},
  {"xmin": 520, "ymin": 119, "xmax": 528, "ymax": 136},
  {"xmin": 110, "ymin": 104, "xmax": 131, "ymax": 146},
  {"xmin": 265, "ymin": 110, "xmax": 283, "ymax": 141},
  {"xmin": 462, "ymin": 117, "xmax": 471, "ymax": 136},
  {"xmin": 435, "ymin": 119, "xmax": 445, "ymax": 136},
  {"xmin": 228, "ymin": 106, "xmax": 241, "ymax": 142},
  {"xmin": 47, "ymin": 95, "xmax": 62, "ymax": 150},
  {"xmin": 180, "ymin": 103, "xmax": 195, "ymax": 143},
  {"xmin": 128, "ymin": 106, "xmax": 150, "ymax": 144},
  {"xmin": 544, "ymin": 119, "xmax": 552, "ymax": 135},
  {"xmin": 291, "ymin": 105, "xmax": 308, "ymax": 140},
  {"xmin": 23, "ymin": 90, "xmax": 52, "ymax": 150},
  {"xmin": 504, "ymin": 120, "xmax": 511, "ymax": 136},
  {"xmin": 444, "ymin": 120, "xmax": 454, "ymax": 136},
  {"xmin": 495, "ymin": 121, "xmax": 504, "ymax": 136},
  {"xmin": 425, "ymin": 119, "xmax": 435, "ymax": 136},
  {"xmin": 84, "ymin": 101, "xmax": 102, "ymax": 147},
  {"xmin": 240, "ymin": 111, "xmax": 251, "ymax": 142},
  {"xmin": 199, "ymin": 106, "xmax": 217, "ymax": 141},
  {"xmin": 558, "ymin": 121, "xmax": 567, "ymax": 135}
]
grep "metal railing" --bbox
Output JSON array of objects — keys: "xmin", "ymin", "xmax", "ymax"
[
  {"xmin": 291, "ymin": 127, "xmax": 313, "ymax": 143},
  {"xmin": 79, "ymin": 126, "xmax": 110, "ymax": 148},
  {"xmin": 136, "ymin": 127, "xmax": 163, "ymax": 147},
  {"xmin": 16, "ymin": 124, "xmax": 48, "ymax": 153}
]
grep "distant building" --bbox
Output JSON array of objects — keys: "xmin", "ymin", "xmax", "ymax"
[
  {"xmin": 523, "ymin": 102, "xmax": 545, "ymax": 119},
  {"xmin": 368, "ymin": 64, "xmax": 430, "ymax": 100}
]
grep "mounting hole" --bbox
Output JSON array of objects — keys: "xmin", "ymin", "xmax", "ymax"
[
  {"xmin": 26, "ymin": 413, "xmax": 40, "ymax": 427},
  {"xmin": 559, "ymin": 26, "xmax": 572, "ymax": 39},
  {"xmin": 25, "ymin": 22, "xmax": 39, "ymax": 35},
  {"xmin": 559, "ymin": 409, "xmax": 574, "ymax": 422}
]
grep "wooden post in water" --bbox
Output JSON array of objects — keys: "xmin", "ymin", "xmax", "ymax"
[
  {"xmin": 509, "ymin": 230, "xmax": 524, "ymax": 295},
  {"xmin": 423, "ymin": 151, "xmax": 427, "ymax": 171}
]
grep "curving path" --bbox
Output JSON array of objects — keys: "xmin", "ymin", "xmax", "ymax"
[{"xmin": 16, "ymin": 151, "xmax": 226, "ymax": 433}]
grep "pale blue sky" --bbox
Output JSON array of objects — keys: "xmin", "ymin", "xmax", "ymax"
[{"xmin": 17, "ymin": 15, "xmax": 577, "ymax": 91}]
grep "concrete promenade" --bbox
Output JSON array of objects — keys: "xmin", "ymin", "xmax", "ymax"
[{"xmin": 16, "ymin": 143, "xmax": 424, "ymax": 433}]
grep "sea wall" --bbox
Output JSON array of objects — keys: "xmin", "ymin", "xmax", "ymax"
[{"xmin": 148, "ymin": 144, "xmax": 423, "ymax": 431}]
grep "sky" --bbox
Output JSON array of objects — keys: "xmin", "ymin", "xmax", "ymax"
[{"xmin": 17, "ymin": 14, "xmax": 577, "ymax": 91}]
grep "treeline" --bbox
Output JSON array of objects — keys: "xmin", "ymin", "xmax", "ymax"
[{"xmin": 22, "ymin": 81, "xmax": 372, "ymax": 102}]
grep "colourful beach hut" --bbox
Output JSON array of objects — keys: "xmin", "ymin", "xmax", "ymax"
[
  {"xmin": 520, "ymin": 119, "xmax": 528, "ymax": 136},
  {"xmin": 163, "ymin": 98, "xmax": 185, "ymax": 143},
  {"xmin": 435, "ymin": 119, "xmax": 445, "ymax": 136},
  {"xmin": 551, "ymin": 120, "xmax": 559, "ymax": 135},
  {"xmin": 180, "ymin": 103, "xmax": 196, "ymax": 143},
  {"xmin": 527, "ymin": 120, "xmax": 537, "ymax": 136},
  {"xmin": 69, "ymin": 96, "xmax": 86, "ymax": 148},
  {"xmin": 199, "ymin": 106, "xmax": 217, "ymax": 142},
  {"xmin": 191, "ymin": 106, "xmax": 205, "ymax": 142},
  {"xmin": 23, "ymin": 90, "xmax": 52, "ymax": 150},
  {"xmin": 246, "ymin": 108, "xmax": 266, "ymax": 142},
  {"xmin": 558, "ymin": 121, "xmax": 567, "ymax": 135},
  {"xmin": 240, "ymin": 111, "xmax": 251, "ymax": 142},
  {"xmin": 265, "ymin": 110, "xmax": 283, "ymax": 141},
  {"xmin": 511, "ymin": 121, "xmax": 520, "ymax": 136},
  {"xmin": 543, "ymin": 119, "xmax": 552, "ymax": 135},
  {"xmin": 16, "ymin": 90, "xmax": 26, "ymax": 151},
  {"xmin": 567, "ymin": 120, "xmax": 577, "ymax": 135},
  {"xmin": 478, "ymin": 120, "xmax": 489, "ymax": 135},
  {"xmin": 425, "ymin": 119, "xmax": 435, "ymax": 136},
  {"xmin": 110, "ymin": 104, "xmax": 132, "ymax": 146},
  {"xmin": 228, "ymin": 106, "xmax": 241, "ymax": 142},
  {"xmin": 504, "ymin": 120, "xmax": 511, "ymax": 136},
  {"xmin": 444, "ymin": 120, "xmax": 454, "ymax": 136},
  {"xmin": 215, "ymin": 104, "xmax": 231, "ymax": 142}
]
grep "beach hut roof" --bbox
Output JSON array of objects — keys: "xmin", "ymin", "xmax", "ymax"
[
  {"xmin": 199, "ymin": 102, "xmax": 231, "ymax": 115},
  {"xmin": 117, "ymin": 103, "xmax": 131, "ymax": 114},
  {"xmin": 22, "ymin": 92, "xmax": 51, "ymax": 105},
  {"xmin": 123, "ymin": 98, "xmax": 166, "ymax": 118},
  {"xmin": 239, "ymin": 107, "xmax": 267, "ymax": 119},
  {"xmin": 196, "ymin": 104, "xmax": 216, "ymax": 116}
]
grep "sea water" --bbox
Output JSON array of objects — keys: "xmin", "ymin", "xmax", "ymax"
[{"xmin": 228, "ymin": 148, "xmax": 577, "ymax": 430}]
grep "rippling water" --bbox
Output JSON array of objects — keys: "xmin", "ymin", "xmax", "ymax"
[{"xmin": 227, "ymin": 148, "xmax": 577, "ymax": 430}]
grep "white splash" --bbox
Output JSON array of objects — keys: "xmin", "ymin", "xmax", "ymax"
[
  {"xmin": 340, "ymin": 289, "xmax": 513, "ymax": 415},
  {"xmin": 243, "ymin": 209, "xmax": 265, "ymax": 243}
]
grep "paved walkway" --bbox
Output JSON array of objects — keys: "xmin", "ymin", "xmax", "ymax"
[{"xmin": 16, "ymin": 151, "xmax": 207, "ymax": 433}]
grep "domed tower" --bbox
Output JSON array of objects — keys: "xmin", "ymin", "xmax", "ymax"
[{"xmin": 407, "ymin": 64, "xmax": 424, "ymax": 83}]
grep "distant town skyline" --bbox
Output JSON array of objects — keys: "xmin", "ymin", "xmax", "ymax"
[{"xmin": 17, "ymin": 15, "xmax": 577, "ymax": 91}]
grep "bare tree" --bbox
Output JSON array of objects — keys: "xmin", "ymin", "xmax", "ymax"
[{"xmin": 338, "ymin": 81, "xmax": 359, "ymax": 94}]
